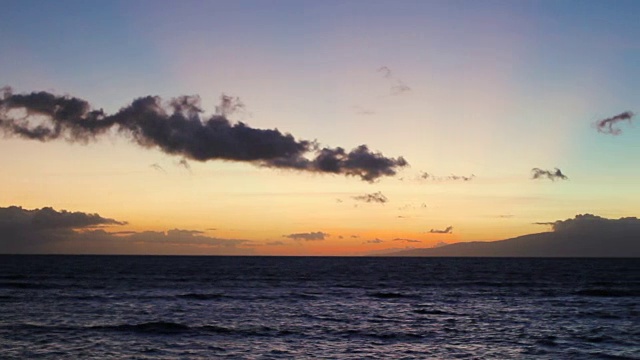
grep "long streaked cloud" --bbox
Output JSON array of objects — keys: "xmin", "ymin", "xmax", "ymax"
[
  {"xmin": 0, "ymin": 205, "xmax": 253, "ymax": 254},
  {"xmin": 0, "ymin": 87, "xmax": 407, "ymax": 182},
  {"xmin": 265, "ymin": 240, "xmax": 286, "ymax": 246},
  {"xmin": 595, "ymin": 111, "xmax": 634, "ymax": 135},
  {"xmin": 531, "ymin": 167, "xmax": 568, "ymax": 181},
  {"xmin": 283, "ymin": 231, "xmax": 328, "ymax": 241},
  {"xmin": 429, "ymin": 226, "xmax": 453, "ymax": 234},
  {"xmin": 419, "ymin": 172, "xmax": 475, "ymax": 182},
  {"xmin": 352, "ymin": 191, "xmax": 388, "ymax": 204},
  {"xmin": 393, "ymin": 238, "xmax": 422, "ymax": 243}
]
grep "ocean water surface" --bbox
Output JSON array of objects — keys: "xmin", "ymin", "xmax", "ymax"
[{"xmin": 0, "ymin": 256, "xmax": 638, "ymax": 359}]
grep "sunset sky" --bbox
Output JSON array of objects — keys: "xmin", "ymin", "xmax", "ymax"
[{"xmin": 1, "ymin": 0, "xmax": 639, "ymax": 255}]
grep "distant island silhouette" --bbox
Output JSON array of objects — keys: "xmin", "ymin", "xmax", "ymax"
[{"xmin": 381, "ymin": 214, "xmax": 640, "ymax": 257}]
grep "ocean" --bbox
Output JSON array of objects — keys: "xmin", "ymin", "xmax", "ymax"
[{"xmin": 0, "ymin": 256, "xmax": 638, "ymax": 359}]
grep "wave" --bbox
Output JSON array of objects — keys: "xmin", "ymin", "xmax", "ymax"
[
  {"xmin": 412, "ymin": 308, "xmax": 456, "ymax": 316},
  {"xmin": 93, "ymin": 322, "xmax": 292, "ymax": 337},
  {"xmin": 0, "ymin": 282, "xmax": 53, "ymax": 289},
  {"xmin": 97, "ymin": 321, "xmax": 191, "ymax": 334},
  {"xmin": 176, "ymin": 293, "xmax": 226, "ymax": 300},
  {"xmin": 574, "ymin": 289, "xmax": 638, "ymax": 297},
  {"xmin": 332, "ymin": 328, "xmax": 425, "ymax": 340},
  {"xmin": 368, "ymin": 291, "xmax": 419, "ymax": 299}
]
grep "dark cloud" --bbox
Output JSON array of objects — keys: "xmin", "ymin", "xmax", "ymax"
[
  {"xmin": 0, "ymin": 206, "xmax": 124, "ymax": 232},
  {"xmin": 0, "ymin": 205, "xmax": 253, "ymax": 254},
  {"xmin": 545, "ymin": 214, "xmax": 640, "ymax": 234},
  {"xmin": 429, "ymin": 226, "xmax": 453, "ymax": 234},
  {"xmin": 531, "ymin": 168, "xmax": 568, "ymax": 181},
  {"xmin": 365, "ymin": 238, "xmax": 384, "ymax": 244},
  {"xmin": 595, "ymin": 111, "xmax": 634, "ymax": 135},
  {"xmin": 0, "ymin": 87, "xmax": 407, "ymax": 182},
  {"xmin": 311, "ymin": 146, "xmax": 408, "ymax": 182},
  {"xmin": 352, "ymin": 191, "xmax": 388, "ymax": 204},
  {"xmin": 127, "ymin": 229, "xmax": 247, "ymax": 247},
  {"xmin": 393, "ymin": 238, "xmax": 422, "ymax": 243},
  {"xmin": 283, "ymin": 231, "xmax": 328, "ymax": 241},
  {"xmin": 0, "ymin": 205, "xmax": 122, "ymax": 253}
]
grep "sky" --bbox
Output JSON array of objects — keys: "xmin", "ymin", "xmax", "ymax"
[{"xmin": 1, "ymin": 0, "xmax": 639, "ymax": 255}]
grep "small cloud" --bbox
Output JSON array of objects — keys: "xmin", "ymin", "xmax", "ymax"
[
  {"xmin": 215, "ymin": 93, "xmax": 245, "ymax": 117},
  {"xmin": 390, "ymin": 81, "xmax": 411, "ymax": 95},
  {"xmin": 353, "ymin": 106, "xmax": 375, "ymax": 115},
  {"xmin": 350, "ymin": 235, "xmax": 360, "ymax": 238},
  {"xmin": 393, "ymin": 238, "xmax": 422, "ymax": 243},
  {"xmin": 377, "ymin": 66, "xmax": 392, "ymax": 78},
  {"xmin": 595, "ymin": 111, "xmax": 634, "ymax": 135},
  {"xmin": 418, "ymin": 171, "xmax": 475, "ymax": 182},
  {"xmin": 376, "ymin": 66, "xmax": 411, "ymax": 96},
  {"xmin": 283, "ymin": 231, "xmax": 328, "ymax": 241},
  {"xmin": 531, "ymin": 168, "xmax": 568, "ymax": 181},
  {"xmin": 498, "ymin": 215, "xmax": 514, "ymax": 218},
  {"xmin": 352, "ymin": 191, "xmax": 388, "ymax": 204},
  {"xmin": 447, "ymin": 174, "xmax": 475, "ymax": 182},
  {"xmin": 177, "ymin": 158, "xmax": 191, "ymax": 172},
  {"xmin": 429, "ymin": 226, "xmax": 453, "ymax": 234},
  {"xmin": 532, "ymin": 221, "xmax": 556, "ymax": 227},
  {"xmin": 364, "ymin": 238, "xmax": 384, "ymax": 244},
  {"xmin": 432, "ymin": 241, "xmax": 449, "ymax": 248},
  {"xmin": 338, "ymin": 235, "xmax": 343, "ymax": 239},
  {"xmin": 150, "ymin": 163, "xmax": 166, "ymax": 173},
  {"xmin": 265, "ymin": 241, "xmax": 286, "ymax": 246},
  {"xmin": 108, "ymin": 231, "xmax": 138, "ymax": 235}
]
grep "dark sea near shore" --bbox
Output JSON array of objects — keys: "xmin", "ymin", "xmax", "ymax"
[{"xmin": 0, "ymin": 256, "xmax": 638, "ymax": 359}]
